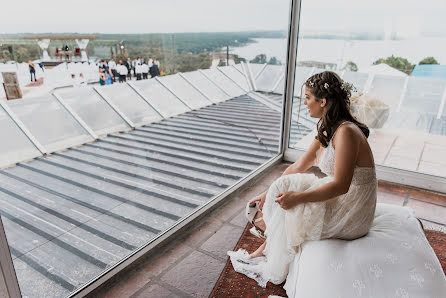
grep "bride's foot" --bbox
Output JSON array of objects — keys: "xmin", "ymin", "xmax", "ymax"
[{"xmin": 250, "ymin": 241, "xmax": 266, "ymax": 258}]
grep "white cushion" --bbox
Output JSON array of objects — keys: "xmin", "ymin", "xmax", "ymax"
[{"xmin": 284, "ymin": 203, "xmax": 446, "ymax": 298}]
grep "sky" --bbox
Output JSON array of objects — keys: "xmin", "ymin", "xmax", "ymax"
[{"xmin": 1, "ymin": 0, "xmax": 446, "ymax": 37}]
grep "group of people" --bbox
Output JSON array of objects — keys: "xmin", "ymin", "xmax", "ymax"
[{"xmin": 98, "ymin": 57, "xmax": 161, "ymax": 85}]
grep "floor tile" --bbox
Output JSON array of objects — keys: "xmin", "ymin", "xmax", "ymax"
[
  {"xmin": 383, "ymin": 154, "xmax": 419, "ymax": 171},
  {"xmin": 238, "ymin": 184, "xmax": 269, "ymax": 202},
  {"xmin": 388, "ymin": 139, "xmax": 424, "ymax": 158},
  {"xmin": 137, "ymin": 241, "xmax": 192, "ymax": 278},
  {"xmin": 378, "ymin": 181, "xmax": 409, "ymax": 196},
  {"xmin": 200, "ymin": 224, "xmax": 244, "ymax": 260},
  {"xmin": 377, "ymin": 190, "xmax": 405, "ymax": 206},
  {"xmin": 134, "ymin": 282, "xmax": 179, "ymax": 298},
  {"xmin": 178, "ymin": 218, "xmax": 223, "ymax": 248},
  {"xmin": 98, "ymin": 271, "xmax": 151, "ymax": 298},
  {"xmin": 161, "ymin": 251, "xmax": 225, "ymax": 298},
  {"xmin": 259, "ymin": 173, "xmax": 282, "ymax": 187},
  {"xmin": 420, "ymin": 143, "xmax": 446, "ymax": 164},
  {"xmin": 230, "ymin": 209, "xmax": 248, "ymax": 228},
  {"xmin": 406, "ymin": 199, "xmax": 446, "ymax": 225},
  {"xmin": 372, "ymin": 151, "xmax": 387, "ymax": 165},
  {"xmin": 417, "ymin": 161, "xmax": 446, "ymax": 177},
  {"xmin": 410, "ymin": 189, "xmax": 446, "ymax": 207},
  {"xmin": 212, "ymin": 195, "xmax": 246, "ymax": 222}
]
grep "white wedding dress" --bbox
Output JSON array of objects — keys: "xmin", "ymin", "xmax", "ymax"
[
  {"xmin": 228, "ymin": 124, "xmax": 377, "ymax": 287},
  {"xmin": 228, "ymin": 124, "xmax": 446, "ymax": 297}
]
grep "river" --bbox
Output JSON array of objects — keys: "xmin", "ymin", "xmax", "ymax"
[{"xmin": 231, "ymin": 37, "xmax": 446, "ymax": 71}]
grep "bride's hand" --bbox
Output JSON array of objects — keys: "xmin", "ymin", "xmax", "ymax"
[
  {"xmin": 248, "ymin": 194, "xmax": 265, "ymax": 210},
  {"xmin": 248, "ymin": 196, "xmax": 261, "ymax": 205},
  {"xmin": 275, "ymin": 192, "xmax": 300, "ymax": 210}
]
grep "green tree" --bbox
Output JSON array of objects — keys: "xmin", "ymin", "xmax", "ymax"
[
  {"xmin": 267, "ymin": 57, "xmax": 281, "ymax": 65},
  {"xmin": 234, "ymin": 55, "xmax": 246, "ymax": 64},
  {"xmin": 1, "ymin": 49, "xmax": 12, "ymax": 61},
  {"xmin": 15, "ymin": 48, "xmax": 31, "ymax": 63},
  {"xmin": 419, "ymin": 56, "xmax": 439, "ymax": 65},
  {"xmin": 343, "ymin": 61, "xmax": 358, "ymax": 72},
  {"xmin": 373, "ymin": 55, "xmax": 415, "ymax": 75},
  {"xmin": 250, "ymin": 54, "xmax": 267, "ymax": 64}
]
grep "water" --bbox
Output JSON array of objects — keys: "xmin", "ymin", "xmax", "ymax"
[{"xmin": 232, "ymin": 37, "xmax": 446, "ymax": 71}]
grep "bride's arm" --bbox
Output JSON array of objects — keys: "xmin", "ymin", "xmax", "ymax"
[
  {"xmin": 250, "ymin": 138, "xmax": 321, "ymax": 208},
  {"xmin": 276, "ymin": 126, "xmax": 359, "ymax": 209},
  {"xmin": 282, "ymin": 137, "xmax": 321, "ymax": 175}
]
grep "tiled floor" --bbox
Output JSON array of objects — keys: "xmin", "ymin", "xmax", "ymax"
[{"xmin": 93, "ymin": 162, "xmax": 446, "ymax": 298}]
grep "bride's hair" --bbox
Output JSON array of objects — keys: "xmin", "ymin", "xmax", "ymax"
[{"xmin": 301, "ymin": 71, "xmax": 369, "ymax": 147}]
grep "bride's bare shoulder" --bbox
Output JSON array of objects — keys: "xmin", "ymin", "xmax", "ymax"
[{"xmin": 332, "ymin": 123, "xmax": 361, "ymax": 148}]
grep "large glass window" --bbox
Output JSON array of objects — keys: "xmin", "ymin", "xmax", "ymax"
[
  {"xmin": 6, "ymin": 96, "xmax": 94, "ymax": 152},
  {"xmin": 55, "ymin": 87, "xmax": 131, "ymax": 136},
  {"xmin": 0, "ymin": 1, "xmax": 291, "ymax": 296},
  {"xmin": 132, "ymin": 79, "xmax": 191, "ymax": 118},
  {"xmin": 181, "ymin": 71, "xmax": 230, "ymax": 103},
  {"xmin": 0, "ymin": 105, "xmax": 42, "ymax": 168},
  {"xmin": 286, "ymin": 0, "xmax": 446, "ymax": 179},
  {"xmin": 97, "ymin": 83, "xmax": 163, "ymax": 126}
]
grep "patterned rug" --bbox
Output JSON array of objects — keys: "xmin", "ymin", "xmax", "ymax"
[{"xmin": 210, "ymin": 223, "xmax": 446, "ymax": 298}]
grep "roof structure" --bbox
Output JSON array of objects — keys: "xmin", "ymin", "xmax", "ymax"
[
  {"xmin": 412, "ymin": 64, "xmax": 446, "ymax": 80},
  {"xmin": 254, "ymin": 63, "xmax": 446, "ymax": 136},
  {"xmin": 362, "ymin": 63, "xmax": 408, "ymax": 77}
]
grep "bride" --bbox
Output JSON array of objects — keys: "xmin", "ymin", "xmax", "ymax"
[{"xmin": 228, "ymin": 71, "xmax": 377, "ymax": 288}]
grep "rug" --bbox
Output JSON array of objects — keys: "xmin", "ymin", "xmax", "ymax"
[{"xmin": 210, "ymin": 224, "xmax": 446, "ymax": 298}]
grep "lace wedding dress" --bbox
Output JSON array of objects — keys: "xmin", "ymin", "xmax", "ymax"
[{"xmin": 228, "ymin": 123, "xmax": 377, "ymax": 288}]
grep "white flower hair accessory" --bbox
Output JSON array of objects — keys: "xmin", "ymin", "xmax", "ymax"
[
  {"xmin": 308, "ymin": 81, "xmax": 314, "ymax": 87},
  {"xmin": 324, "ymin": 83, "xmax": 329, "ymax": 89},
  {"xmin": 341, "ymin": 81, "xmax": 356, "ymax": 93}
]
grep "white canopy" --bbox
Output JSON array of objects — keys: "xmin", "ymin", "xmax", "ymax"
[{"xmin": 362, "ymin": 63, "xmax": 408, "ymax": 77}]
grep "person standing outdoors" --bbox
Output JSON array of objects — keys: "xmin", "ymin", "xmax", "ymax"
[
  {"xmin": 125, "ymin": 58, "xmax": 132, "ymax": 80},
  {"xmin": 108, "ymin": 58, "xmax": 117, "ymax": 82},
  {"xmin": 132, "ymin": 58, "xmax": 138, "ymax": 77},
  {"xmin": 117, "ymin": 61, "xmax": 128, "ymax": 83},
  {"xmin": 149, "ymin": 60, "xmax": 160, "ymax": 78},
  {"xmin": 135, "ymin": 63, "xmax": 143, "ymax": 80},
  {"xmin": 141, "ymin": 61, "xmax": 149, "ymax": 79},
  {"xmin": 28, "ymin": 60, "xmax": 37, "ymax": 82}
]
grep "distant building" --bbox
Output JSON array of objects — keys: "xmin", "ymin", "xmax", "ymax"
[
  {"xmin": 411, "ymin": 65, "xmax": 446, "ymax": 80},
  {"xmin": 297, "ymin": 60, "xmax": 336, "ymax": 70},
  {"xmin": 362, "ymin": 63, "xmax": 407, "ymax": 77},
  {"xmin": 411, "ymin": 64, "xmax": 446, "ymax": 79}
]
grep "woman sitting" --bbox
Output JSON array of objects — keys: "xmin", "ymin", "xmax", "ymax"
[{"xmin": 228, "ymin": 71, "xmax": 377, "ymax": 287}]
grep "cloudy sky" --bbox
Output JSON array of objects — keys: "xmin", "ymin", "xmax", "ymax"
[{"xmin": 1, "ymin": 0, "xmax": 446, "ymax": 36}]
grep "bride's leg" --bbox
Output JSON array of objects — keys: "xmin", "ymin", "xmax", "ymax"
[{"xmin": 250, "ymin": 240, "xmax": 266, "ymax": 258}]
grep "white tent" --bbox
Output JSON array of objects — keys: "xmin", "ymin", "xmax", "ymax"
[{"xmin": 362, "ymin": 63, "xmax": 407, "ymax": 77}]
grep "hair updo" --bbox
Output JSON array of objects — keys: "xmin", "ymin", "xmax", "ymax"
[{"xmin": 301, "ymin": 71, "xmax": 369, "ymax": 147}]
